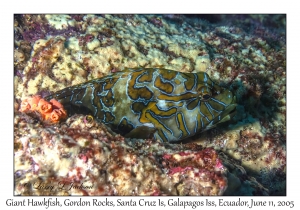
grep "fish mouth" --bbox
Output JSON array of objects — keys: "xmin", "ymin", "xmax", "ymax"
[
  {"xmin": 229, "ymin": 108, "xmax": 237, "ymax": 119},
  {"xmin": 212, "ymin": 95, "xmax": 237, "ymax": 126},
  {"xmin": 213, "ymin": 104, "xmax": 237, "ymax": 126},
  {"xmin": 203, "ymin": 102, "xmax": 237, "ymax": 131},
  {"xmin": 227, "ymin": 103, "xmax": 237, "ymax": 118},
  {"xmin": 228, "ymin": 95, "xmax": 237, "ymax": 118}
]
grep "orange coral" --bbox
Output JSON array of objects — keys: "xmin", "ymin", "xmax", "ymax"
[
  {"xmin": 49, "ymin": 99, "xmax": 63, "ymax": 109},
  {"xmin": 38, "ymin": 99, "xmax": 53, "ymax": 114},
  {"xmin": 57, "ymin": 108, "xmax": 67, "ymax": 119},
  {"xmin": 19, "ymin": 95, "xmax": 67, "ymax": 124},
  {"xmin": 48, "ymin": 108, "xmax": 67, "ymax": 123},
  {"xmin": 19, "ymin": 98, "xmax": 31, "ymax": 112},
  {"xmin": 27, "ymin": 95, "xmax": 42, "ymax": 111}
]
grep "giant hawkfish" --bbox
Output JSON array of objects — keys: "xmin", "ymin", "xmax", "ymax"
[{"xmin": 45, "ymin": 68, "xmax": 237, "ymax": 142}]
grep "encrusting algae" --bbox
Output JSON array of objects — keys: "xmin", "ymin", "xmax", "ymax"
[{"xmin": 19, "ymin": 95, "xmax": 67, "ymax": 123}]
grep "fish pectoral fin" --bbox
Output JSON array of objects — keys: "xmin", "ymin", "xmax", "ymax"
[
  {"xmin": 124, "ymin": 126, "xmax": 157, "ymax": 139},
  {"xmin": 215, "ymin": 104, "xmax": 237, "ymax": 124},
  {"xmin": 215, "ymin": 115, "xmax": 230, "ymax": 125}
]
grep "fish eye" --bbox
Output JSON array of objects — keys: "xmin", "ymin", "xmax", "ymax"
[
  {"xmin": 198, "ymin": 86, "xmax": 212, "ymax": 101},
  {"xmin": 202, "ymin": 94, "xmax": 211, "ymax": 100}
]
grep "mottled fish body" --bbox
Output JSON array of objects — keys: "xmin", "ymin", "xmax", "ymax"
[{"xmin": 46, "ymin": 68, "xmax": 236, "ymax": 142}]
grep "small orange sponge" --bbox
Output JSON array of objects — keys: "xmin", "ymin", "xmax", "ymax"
[{"xmin": 19, "ymin": 95, "xmax": 67, "ymax": 123}]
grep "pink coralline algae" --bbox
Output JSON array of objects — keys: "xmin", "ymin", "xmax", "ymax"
[
  {"xmin": 78, "ymin": 34, "xmax": 95, "ymax": 46},
  {"xmin": 14, "ymin": 14, "xmax": 82, "ymax": 44},
  {"xmin": 25, "ymin": 37, "xmax": 65, "ymax": 86},
  {"xmin": 161, "ymin": 148, "xmax": 227, "ymax": 195},
  {"xmin": 148, "ymin": 17, "xmax": 163, "ymax": 28}
]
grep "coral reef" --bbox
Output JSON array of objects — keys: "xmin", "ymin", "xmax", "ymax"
[{"xmin": 14, "ymin": 14, "xmax": 286, "ymax": 195}]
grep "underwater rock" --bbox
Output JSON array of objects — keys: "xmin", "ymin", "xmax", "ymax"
[{"xmin": 14, "ymin": 114, "xmax": 227, "ymax": 196}]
